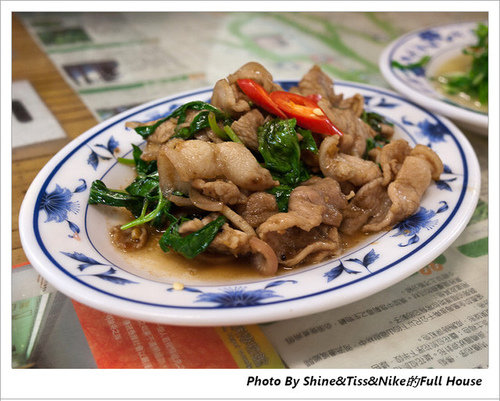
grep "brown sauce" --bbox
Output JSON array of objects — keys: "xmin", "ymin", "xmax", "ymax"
[{"xmin": 109, "ymin": 220, "xmax": 372, "ymax": 285}]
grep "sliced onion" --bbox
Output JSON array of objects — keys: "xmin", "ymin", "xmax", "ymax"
[
  {"xmin": 220, "ymin": 205, "xmax": 255, "ymax": 237},
  {"xmin": 249, "ymin": 236, "xmax": 278, "ymax": 276},
  {"xmin": 280, "ymin": 241, "xmax": 338, "ymax": 267},
  {"xmin": 189, "ymin": 187, "xmax": 223, "ymax": 211},
  {"xmin": 168, "ymin": 194, "xmax": 194, "ymax": 207}
]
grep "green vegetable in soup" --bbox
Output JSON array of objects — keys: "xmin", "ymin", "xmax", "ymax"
[{"xmin": 437, "ymin": 23, "xmax": 488, "ymax": 105}]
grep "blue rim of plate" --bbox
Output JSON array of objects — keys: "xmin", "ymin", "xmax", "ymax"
[
  {"xmin": 379, "ymin": 21, "xmax": 488, "ymax": 134},
  {"xmin": 20, "ymin": 81, "xmax": 481, "ymax": 326}
]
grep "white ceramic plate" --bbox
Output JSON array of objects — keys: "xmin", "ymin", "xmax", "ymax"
[
  {"xmin": 379, "ymin": 21, "xmax": 488, "ymax": 135},
  {"xmin": 19, "ymin": 81, "xmax": 480, "ymax": 326}
]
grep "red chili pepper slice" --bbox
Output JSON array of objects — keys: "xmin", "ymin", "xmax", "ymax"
[
  {"xmin": 306, "ymin": 93, "xmax": 323, "ymax": 103},
  {"xmin": 236, "ymin": 79, "xmax": 287, "ymax": 119},
  {"xmin": 270, "ymin": 91, "xmax": 343, "ymax": 136}
]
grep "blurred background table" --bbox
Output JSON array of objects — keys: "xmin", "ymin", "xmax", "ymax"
[{"xmin": 10, "ymin": 11, "xmax": 490, "ymax": 372}]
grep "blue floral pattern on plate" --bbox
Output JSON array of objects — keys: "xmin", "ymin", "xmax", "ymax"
[
  {"xmin": 40, "ymin": 179, "xmax": 87, "ymax": 239},
  {"xmin": 19, "ymin": 81, "xmax": 481, "ymax": 326},
  {"xmin": 167, "ymin": 280, "xmax": 297, "ymax": 308}
]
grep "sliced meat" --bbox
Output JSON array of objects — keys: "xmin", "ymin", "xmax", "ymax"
[
  {"xmin": 256, "ymin": 177, "xmax": 346, "ymax": 266},
  {"xmin": 338, "ymin": 93, "xmax": 365, "ymax": 118},
  {"xmin": 280, "ymin": 226, "xmax": 340, "ymax": 267},
  {"xmin": 318, "ymin": 98, "xmax": 376, "ymax": 157},
  {"xmin": 339, "ymin": 177, "xmax": 391, "ymax": 235},
  {"xmin": 260, "ymin": 225, "xmax": 340, "ymax": 267},
  {"xmin": 210, "ymin": 79, "xmax": 251, "ymax": 119},
  {"xmin": 191, "ymin": 178, "xmax": 246, "ymax": 205},
  {"xmin": 237, "ymin": 192, "xmax": 278, "ymax": 228},
  {"xmin": 230, "ymin": 108, "xmax": 265, "ymax": 151},
  {"xmin": 319, "ymin": 135, "xmax": 382, "ymax": 186},
  {"xmin": 157, "ymin": 143, "xmax": 191, "ymax": 195},
  {"xmin": 342, "ymin": 143, "xmax": 443, "ymax": 234},
  {"xmin": 126, "ymin": 118, "xmax": 179, "ymax": 161},
  {"xmin": 290, "ymin": 65, "xmax": 343, "ymax": 106},
  {"xmin": 127, "ymin": 110, "xmax": 203, "ymax": 161},
  {"xmin": 298, "ymin": 177, "xmax": 348, "ymax": 227},
  {"xmin": 140, "ymin": 141, "xmax": 162, "ymax": 161},
  {"xmin": 211, "ymin": 62, "xmax": 283, "ymax": 119},
  {"xmin": 362, "ymin": 155, "xmax": 435, "ymax": 232},
  {"xmin": 258, "ymin": 177, "xmax": 346, "ymax": 235},
  {"xmin": 378, "ymin": 139, "xmax": 412, "ymax": 185},
  {"xmin": 209, "ymin": 225, "xmax": 278, "ymax": 276},
  {"xmin": 411, "ymin": 144, "xmax": 444, "ymax": 180},
  {"xmin": 160, "ymin": 138, "xmax": 278, "ymax": 193},
  {"xmin": 226, "ymin": 61, "xmax": 282, "ymax": 93},
  {"xmin": 126, "ymin": 117, "xmax": 178, "ymax": 145}
]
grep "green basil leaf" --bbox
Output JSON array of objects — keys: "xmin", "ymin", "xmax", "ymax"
[
  {"xmin": 159, "ymin": 215, "xmax": 227, "ymax": 259},
  {"xmin": 88, "ymin": 180, "xmax": 144, "ymax": 217},
  {"xmin": 134, "ymin": 101, "xmax": 232, "ymax": 139},
  {"xmin": 257, "ymin": 118, "xmax": 310, "ymax": 186},
  {"xmin": 267, "ymin": 184, "xmax": 293, "ymax": 212}
]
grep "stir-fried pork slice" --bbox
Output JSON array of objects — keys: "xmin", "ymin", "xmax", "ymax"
[
  {"xmin": 321, "ymin": 153, "xmax": 382, "ymax": 187},
  {"xmin": 258, "ymin": 177, "xmax": 346, "ymax": 235},
  {"xmin": 157, "ymin": 143, "xmax": 192, "ymax": 195},
  {"xmin": 256, "ymin": 177, "xmax": 346, "ymax": 265},
  {"xmin": 299, "ymin": 177, "xmax": 348, "ymax": 226},
  {"xmin": 281, "ymin": 226, "xmax": 340, "ymax": 267},
  {"xmin": 209, "ymin": 223, "xmax": 253, "ymax": 254},
  {"xmin": 230, "ymin": 108, "xmax": 265, "ymax": 151},
  {"xmin": 362, "ymin": 152, "xmax": 440, "ymax": 233},
  {"xmin": 290, "ymin": 65, "xmax": 343, "ymax": 106},
  {"xmin": 377, "ymin": 139, "xmax": 412, "ymax": 185},
  {"xmin": 126, "ymin": 118, "xmax": 179, "ymax": 161},
  {"xmin": 159, "ymin": 138, "xmax": 278, "ymax": 193},
  {"xmin": 226, "ymin": 61, "xmax": 283, "ymax": 93},
  {"xmin": 127, "ymin": 110, "xmax": 203, "ymax": 161},
  {"xmin": 261, "ymin": 225, "xmax": 341, "ymax": 267},
  {"xmin": 319, "ymin": 135, "xmax": 382, "ymax": 186},
  {"xmin": 211, "ymin": 79, "xmax": 251, "ymax": 119},
  {"xmin": 191, "ymin": 178, "xmax": 246, "ymax": 205},
  {"xmin": 211, "ymin": 225, "xmax": 278, "ymax": 275},
  {"xmin": 126, "ymin": 117, "xmax": 178, "ymax": 144},
  {"xmin": 411, "ymin": 144, "xmax": 444, "ymax": 180},
  {"xmin": 318, "ymin": 98, "xmax": 376, "ymax": 157},
  {"xmin": 338, "ymin": 93, "xmax": 365, "ymax": 118},
  {"xmin": 379, "ymin": 122, "xmax": 395, "ymax": 138},
  {"xmin": 214, "ymin": 141, "xmax": 279, "ymax": 191},
  {"xmin": 139, "ymin": 142, "xmax": 161, "ymax": 161},
  {"xmin": 339, "ymin": 177, "xmax": 391, "ymax": 236},
  {"xmin": 237, "ymin": 192, "xmax": 278, "ymax": 228},
  {"xmin": 211, "ymin": 62, "xmax": 283, "ymax": 118},
  {"xmin": 341, "ymin": 143, "xmax": 443, "ymax": 234}
]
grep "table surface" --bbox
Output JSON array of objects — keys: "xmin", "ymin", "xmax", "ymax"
[
  {"xmin": 10, "ymin": 11, "xmax": 491, "ymax": 374},
  {"xmin": 12, "ymin": 14, "xmax": 99, "ymax": 266}
]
